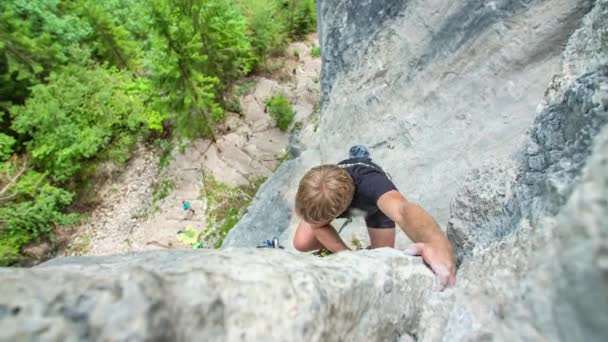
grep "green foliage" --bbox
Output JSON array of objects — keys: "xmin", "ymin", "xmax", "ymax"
[
  {"xmin": 152, "ymin": 177, "xmax": 174, "ymax": 203},
  {"xmin": 0, "ymin": 133, "xmax": 15, "ymax": 160},
  {"xmin": 203, "ymin": 175, "xmax": 266, "ymax": 247},
  {"xmin": 146, "ymin": 0, "xmax": 255, "ymax": 122},
  {"xmin": 225, "ymin": 96, "xmax": 243, "ymax": 114},
  {"xmin": 237, "ymin": 0, "xmax": 317, "ymax": 67},
  {"xmin": 74, "ymin": 0, "xmax": 141, "ymax": 70},
  {"xmin": 311, "ymin": 46, "xmax": 321, "ymax": 58},
  {"xmin": 235, "ymin": 79, "xmax": 256, "ymax": 96},
  {"xmin": 193, "ymin": 0, "xmax": 255, "ymax": 87},
  {"xmin": 0, "ymin": 0, "xmax": 317, "ymax": 263},
  {"xmin": 155, "ymin": 139, "xmax": 174, "ymax": 170},
  {"xmin": 0, "ymin": 0, "xmax": 92, "ymax": 79},
  {"xmin": 0, "ymin": 162, "xmax": 79, "ymax": 265},
  {"xmin": 0, "ymin": 0, "xmax": 93, "ymax": 122},
  {"xmin": 285, "ymin": 0, "xmax": 317, "ymax": 38},
  {"xmin": 93, "ymin": 0, "xmax": 152, "ymax": 43},
  {"xmin": 265, "ymin": 93, "xmax": 295, "ymax": 131},
  {"xmin": 0, "ymin": 181, "xmax": 77, "ymax": 237},
  {"xmin": 10, "ymin": 64, "xmax": 149, "ymax": 182},
  {"xmin": 238, "ymin": 0, "xmax": 288, "ymax": 63},
  {"xmin": 148, "ymin": 0, "xmax": 245, "ymax": 139},
  {"xmin": 0, "ymin": 229, "xmax": 30, "ymax": 266}
]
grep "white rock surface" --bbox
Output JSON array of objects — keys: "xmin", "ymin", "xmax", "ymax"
[{"xmin": 0, "ymin": 249, "xmax": 434, "ymax": 342}]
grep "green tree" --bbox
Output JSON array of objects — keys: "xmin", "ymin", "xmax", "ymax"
[
  {"xmin": 0, "ymin": 0, "xmax": 93, "ymax": 132},
  {"xmin": 0, "ymin": 160, "xmax": 78, "ymax": 266},
  {"xmin": 10, "ymin": 64, "xmax": 150, "ymax": 182},
  {"xmin": 238, "ymin": 0, "xmax": 288, "ymax": 65},
  {"xmin": 147, "ymin": 0, "xmax": 254, "ymax": 140},
  {"xmin": 0, "ymin": 133, "xmax": 15, "ymax": 160},
  {"xmin": 93, "ymin": 0, "xmax": 152, "ymax": 44},
  {"xmin": 74, "ymin": 0, "xmax": 141, "ymax": 70},
  {"xmin": 0, "ymin": 0, "xmax": 92, "ymax": 82},
  {"xmin": 286, "ymin": 0, "xmax": 317, "ymax": 38},
  {"xmin": 192, "ymin": 0, "xmax": 254, "ymax": 90}
]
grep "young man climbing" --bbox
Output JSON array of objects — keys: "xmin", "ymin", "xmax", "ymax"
[{"xmin": 293, "ymin": 146, "xmax": 456, "ymax": 289}]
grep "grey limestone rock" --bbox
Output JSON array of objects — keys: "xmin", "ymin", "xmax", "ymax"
[
  {"xmin": 228, "ymin": 0, "xmax": 598, "ymax": 248},
  {"xmin": 222, "ymin": 149, "xmax": 321, "ymax": 247},
  {"xmin": 446, "ymin": 159, "xmax": 519, "ymax": 264},
  {"xmin": 0, "ymin": 249, "xmax": 434, "ymax": 342},
  {"xmin": 448, "ymin": 65, "xmax": 608, "ymax": 264}
]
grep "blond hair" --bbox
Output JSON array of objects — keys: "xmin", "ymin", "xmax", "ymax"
[{"xmin": 295, "ymin": 165, "xmax": 354, "ymax": 225}]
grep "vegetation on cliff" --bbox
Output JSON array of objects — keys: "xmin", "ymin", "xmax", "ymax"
[{"xmin": 0, "ymin": 0, "xmax": 316, "ymax": 265}]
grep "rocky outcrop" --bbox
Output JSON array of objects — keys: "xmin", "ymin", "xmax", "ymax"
[
  {"xmin": 1, "ymin": 0, "xmax": 607, "ymax": 341},
  {"xmin": 317, "ymin": 0, "xmax": 594, "ymax": 226},
  {"xmin": 225, "ymin": 0, "xmax": 608, "ymax": 340},
  {"xmin": 434, "ymin": 66, "xmax": 608, "ymax": 342},
  {"xmin": 0, "ymin": 249, "xmax": 433, "ymax": 341},
  {"xmin": 448, "ymin": 66, "xmax": 608, "ymax": 262},
  {"xmin": 226, "ymin": 0, "xmax": 597, "ymax": 249}
]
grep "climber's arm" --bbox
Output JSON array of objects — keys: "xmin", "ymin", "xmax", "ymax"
[
  {"xmin": 378, "ymin": 190, "xmax": 446, "ymax": 244},
  {"xmin": 311, "ymin": 222, "xmax": 351, "ymax": 253},
  {"xmin": 377, "ymin": 190, "xmax": 456, "ymax": 289}
]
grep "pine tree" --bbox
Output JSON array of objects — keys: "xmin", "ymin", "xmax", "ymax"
[
  {"xmin": 147, "ymin": 0, "xmax": 223, "ymax": 141},
  {"xmin": 73, "ymin": 0, "xmax": 141, "ymax": 70},
  {"xmin": 238, "ymin": 0, "xmax": 288, "ymax": 66}
]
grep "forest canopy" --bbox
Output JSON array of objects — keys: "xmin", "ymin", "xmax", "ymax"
[{"xmin": 0, "ymin": 0, "xmax": 317, "ymax": 265}]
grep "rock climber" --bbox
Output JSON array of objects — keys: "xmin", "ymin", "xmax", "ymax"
[{"xmin": 292, "ymin": 145, "xmax": 456, "ymax": 289}]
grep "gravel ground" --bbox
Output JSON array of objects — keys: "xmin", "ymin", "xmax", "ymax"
[{"xmin": 64, "ymin": 34, "xmax": 321, "ymax": 256}]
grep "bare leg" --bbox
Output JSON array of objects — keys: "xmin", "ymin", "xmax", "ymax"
[
  {"xmin": 293, "ymin": 220, "xmax": 324, "ymax": 252},
  {"xmin": 367, "ymin": 228, "xmax": 395, "ymax": 248}
]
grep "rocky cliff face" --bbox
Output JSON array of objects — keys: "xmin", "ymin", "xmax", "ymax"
[
  {"xmin": 1, "ymin": 0, "xmax": 607, "ymax": 341},
  {"xmin": 224, "ymin": 0, "xmax": 597, "ymax": 248},
  {"xmin": 0, "ymin": 249, "xmax": 434, "ymax": 341}
]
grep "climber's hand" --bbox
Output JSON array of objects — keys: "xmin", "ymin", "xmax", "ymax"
[{"xmin": 404, "ymin": 242, "xmax": 456, "ymax": 290}]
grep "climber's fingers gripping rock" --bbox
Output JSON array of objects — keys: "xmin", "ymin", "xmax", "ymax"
[{"xmin": 404, "ymin": 242, "xmax": 456, "ymax": 290}]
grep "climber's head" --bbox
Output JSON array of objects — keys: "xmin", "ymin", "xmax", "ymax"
[{"xmin": 295, "ymin": 165, "xmax": 354, "ymax": 225}]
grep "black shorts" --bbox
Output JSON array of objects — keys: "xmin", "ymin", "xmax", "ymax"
[{"xmin": 365, "ymin": 210, "xmax": 395, "ymax": 229}]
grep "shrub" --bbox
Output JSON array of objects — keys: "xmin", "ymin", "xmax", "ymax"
[
  {"xmin": 10, "ymin": 64, "xmax": 150, "ymax": 182},
  {"xmin": 287, "ymin": 0, "xmax": 317, "ymax": 38},
  {"xmin": 0, "ymin": 165, "xmax": 79, "ymax": 266},
  {"xmin": 0, "ymin": 134, "xmax": 16, "ymax": 161},
  {"xmin": 265, "ymin": 94, "xmax": 295, "ymax": 131},
  {"xmin": 202, "ymin": 175, "xmax": 266, "ymax": 247},
  {"xmin": 311, "ymin": 46, "xmax": 321, "ymax": 58},
  {"xmin": 238, "ymin": 0, "xmax": 288, "ymax": 66}
]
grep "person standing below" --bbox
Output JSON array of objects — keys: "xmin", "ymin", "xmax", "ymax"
[{"xmin": 182, "ymin": 200, "xmax": 195, "ymax": 218}]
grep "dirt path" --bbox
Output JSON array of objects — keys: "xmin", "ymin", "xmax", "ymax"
[{"xmin": 65, "ymin": 34, "xmax": 321, "ymax": 256}]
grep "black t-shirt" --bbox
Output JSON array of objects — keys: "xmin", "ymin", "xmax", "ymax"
[{"xmin": 337, "ymin": 158, "xmax": 397, "ymax": 218}]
